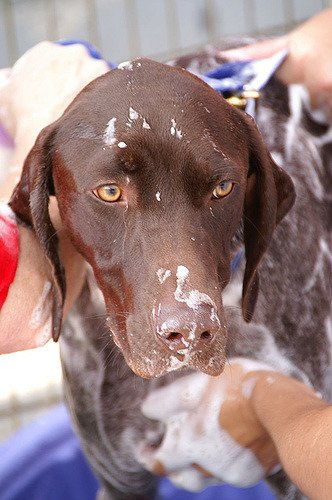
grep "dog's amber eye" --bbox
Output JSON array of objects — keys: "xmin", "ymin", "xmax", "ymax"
[
  {"xmin": 212, "ymin": 181, "xmax": 234, "ymax": 199},
  {"xmin": 94, "ymin": 184, "xmax": 122, "ymax": 202}
]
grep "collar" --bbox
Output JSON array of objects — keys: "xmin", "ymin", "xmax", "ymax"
[{"xmin": 201, "ymin": 49, "xmax": 288, "ymax": 117}]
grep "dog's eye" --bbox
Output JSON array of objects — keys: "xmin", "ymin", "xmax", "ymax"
[
  {"xmin": 94, "ymin": 184, "xmax": 122, "ymax": 202},
  {"xmin": 212, "ymin": 181, "xmax": 234, "ymax": 199}
]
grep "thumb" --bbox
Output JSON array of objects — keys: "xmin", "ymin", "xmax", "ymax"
[{"xmin": 219, "ymin": 36, "xmax": 288, "ymax": 61}]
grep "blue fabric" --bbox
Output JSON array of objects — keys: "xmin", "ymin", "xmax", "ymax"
[
  {"xmin": 201, "ymin": 50, "xmax": 288, "ymax": 95},
  {"xmin": 0, "ymin": 404, "xmax": 275, "ymax": 500},
  {"xmin": 231, "ymin": 249, "xmax": 244, "ymax": 274},
  {"xmin": 56, "ymin": 39, "xmax": 116, "ymax": 69}
]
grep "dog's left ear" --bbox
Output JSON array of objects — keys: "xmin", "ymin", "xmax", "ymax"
[
  {"xmin": 9, "ymin": 122, "xmax": 65, "ymax": 340},
  {"xmin": 242, "ymin": 114, "xmax": 295, "ymax": 322}
]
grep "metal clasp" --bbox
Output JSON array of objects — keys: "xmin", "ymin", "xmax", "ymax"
[{"xmin": 225, "ymin": 88, "xmax": 260, "ymax": 111}]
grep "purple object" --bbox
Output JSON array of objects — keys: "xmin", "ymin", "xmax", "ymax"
[{"xmin": 0, "ymin": 123, "xmax": 14, "ymax": 149}]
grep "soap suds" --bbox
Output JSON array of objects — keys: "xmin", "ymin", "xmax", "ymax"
[
  {"xmin": 118, "ymin": 60, "xmax": 133, "ymax": 70},
  {"xmin": 34, "ymin": 316, "xmax": 52, "ymax": 347},
  {"xmin": 174, "ymin": 266, "xmax": 217, "ymax": 312},
  {"xmin": 170, "ymin": 118, "xmax": 183, "ymax": 139},
  {"xmin": 103, "ymin": 117, "xmax": 117, "ymax": 145},
  {"xmin": 142, "ymin": 118, "xmax": 151, "ymax": 129},
  {"xmin": 157, "ymin": 268, "xmax": 171, "ymax": 284},
  {"xmin": 129, "ymin": 107, "xmax": 139, "ymax": 121},
  {"xmin": 29, "ymin": 281, "xmax": 52, "ymax": 329},
  {"xmin": 139, "ymin": 369, "xmax": 266, "ymax": 489}
]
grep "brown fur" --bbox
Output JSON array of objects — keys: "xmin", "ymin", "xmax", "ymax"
[{"xmin": 9, "ymin": 44, "xmax": 331, "ymax": 499}]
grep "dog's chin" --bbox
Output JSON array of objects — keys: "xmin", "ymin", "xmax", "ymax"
[{"xmin": 123, "ymin": 350, "xmax": 227, "ymax": 379}]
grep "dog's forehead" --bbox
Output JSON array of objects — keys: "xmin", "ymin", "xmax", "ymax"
[
  {"xmin": 55, "ymin": 59, "xmax": 249, "ymax": 184},
  {"xmin": 63, "ymin": 58, "xmax": 246, "ymax": 141}
]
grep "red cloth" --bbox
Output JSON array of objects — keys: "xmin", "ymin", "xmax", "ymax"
[{"xmin": 0, "ymin": 207, "xmax": 19, "ymax": 309}]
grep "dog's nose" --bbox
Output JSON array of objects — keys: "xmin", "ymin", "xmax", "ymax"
[{"xmin": 155, "ymin": 303, "xmax": 220, "ymax": 353}]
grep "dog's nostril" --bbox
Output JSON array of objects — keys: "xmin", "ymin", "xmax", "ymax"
[
  {"xmin": 166, "ymin": 332, "xmax": 183, "ymax": 343},
  {"xmin": 200, "ymin": 331, "xmax": 213, "ymax": 341}
]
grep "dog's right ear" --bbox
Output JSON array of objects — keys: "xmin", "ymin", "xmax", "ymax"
[{"xmin": 9, "ymin": 123, "xmax": 65, "ymax": 341}]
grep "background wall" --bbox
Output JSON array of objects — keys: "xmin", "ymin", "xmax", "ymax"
[{"xmin": 1, "ymin": 0, "xmax": 331, "ymax": 68}]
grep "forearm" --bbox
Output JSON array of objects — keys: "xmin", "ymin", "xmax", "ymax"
[
  {"xmin": 222, "ymin": 7, "xmax": 332, "ymax": 119},
  {"xmin": 0, "ymin": 41, "xmax": 107, "ymax": 352},
  {"xmin": 0, "ymin": 176, "xmax": 85, "ymax": 353},
  {"xmin": 251, "ymin": 373, "xmax": 332, "ymax": 499}
]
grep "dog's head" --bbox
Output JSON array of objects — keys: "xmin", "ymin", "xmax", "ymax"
[{"xmin": 10, "ymin": 59, "xmax": 295, "ymax": 378}]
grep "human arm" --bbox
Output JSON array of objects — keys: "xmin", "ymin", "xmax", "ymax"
[
  {"xmin": 249, "ymin": 369, "xmax": 332, "ymax": 499},
  {"xmin": 221, "ymin": 8, "xmax": 332, "ymax": 117},
  {"xmin": 140, "ymin": 361, "xmax": 331, "ymax": 498},
  {"xmin": 0, "ymin": 42, "xmax": 109, "ymax": 353}
]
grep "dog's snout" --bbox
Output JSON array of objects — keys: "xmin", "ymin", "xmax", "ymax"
[
  {"xmin": 164, "ymin": 327, "xmax": 214, "ymax": 345},
  {"xmin": 155, "ymin": 303, "xmax": 220, "ymax": 353}
]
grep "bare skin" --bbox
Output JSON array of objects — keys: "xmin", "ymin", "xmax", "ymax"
[
  {"xmin": 221, "ymin": 7, "xmax": 332, "ymax": 118},
  {"xmin": 0, "ymin": 42, "xmax": 108, "ymax": 353},
  {"xmin": 143, "ymin": 363, "xmax": 332, "ymax": 499},
  {"xmin": 250, "ymin": 369, "xmax": 332, "ymax": 499}
]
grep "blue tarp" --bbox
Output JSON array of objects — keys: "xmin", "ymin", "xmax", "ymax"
[{"xmin": 0, "ymin": 404, "xmax": 275, "ymax": 500}]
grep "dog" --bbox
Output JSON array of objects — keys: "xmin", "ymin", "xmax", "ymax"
[{"xmin": 10, "ymin": 41, "xmax": 331, "ymax": 499}]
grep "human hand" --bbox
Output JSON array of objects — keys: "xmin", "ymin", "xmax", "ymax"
[
  {"xmin": 221, "ymin": 8, "xmax": 332, "ymax": 118},
  {"xmin": 138, "ymin": 359, "xmax": 279, "ymax": 491},
  {"xmin": 0, "ymin": 41, "xmax": 109, "ymax": 166}
]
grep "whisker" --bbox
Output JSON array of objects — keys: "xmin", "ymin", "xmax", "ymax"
[{"xmin": 242, "ymin": 214, "xmax": 269, "ymax": 244}]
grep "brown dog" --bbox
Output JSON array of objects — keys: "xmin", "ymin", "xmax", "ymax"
[
  {"xmin": 10, "ymin": 58, "xmax": 293, "ymax": 378},
  {"xmin": 9, "ymin": 48, "xmax": 331, "ymax": 498}
]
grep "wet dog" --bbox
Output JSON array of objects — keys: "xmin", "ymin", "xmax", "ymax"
[{"xmin": 10, "ymin": 44, "xmax": 331, "ymax": 499}]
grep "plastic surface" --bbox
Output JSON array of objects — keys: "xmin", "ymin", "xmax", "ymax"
[{"xmin": 0, "ymin": 404, "xmax": 276, "ymax": 500}]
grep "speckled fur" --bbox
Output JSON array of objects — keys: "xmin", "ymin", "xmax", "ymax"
[{"xmin": 58, "ymin": 42, "xmax": 330, "ymax": 499}]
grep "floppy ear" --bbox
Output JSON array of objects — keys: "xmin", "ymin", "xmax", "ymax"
[
  {"xmin": 242, "ymin": 116, "xmax": 295, "ymax": 322},
  {"xmin": 9, "ymin": 124, "xmax": 65, "ymax": 340}
]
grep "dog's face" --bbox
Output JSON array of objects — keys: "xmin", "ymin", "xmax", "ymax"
[{"xmin": 10, "ymin": 59, "xmax": 295, "ymax": 378}]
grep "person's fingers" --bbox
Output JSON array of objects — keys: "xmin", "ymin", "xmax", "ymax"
[
  {"xmin": 148, "ymin": 416, "xmax": 191, "ymax": 472},
  {"xmin": 219, "ymin": 36, "xmax": 288, "ymax": 61},
  {"xmin": 2, "ymin": 41, "xmax": 109, "ymax": 163},
  {"xmin": 0, "ymin": 68, "xmax": 11, "ymax": 88},
  {"xmin": 220, "ymin": 33, "xmax": 332, "ymax": 118}
]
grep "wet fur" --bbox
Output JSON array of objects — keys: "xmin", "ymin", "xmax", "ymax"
[{"xmin": 10, "ymin": 42, "xmax": 331, "ymax": 499}]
